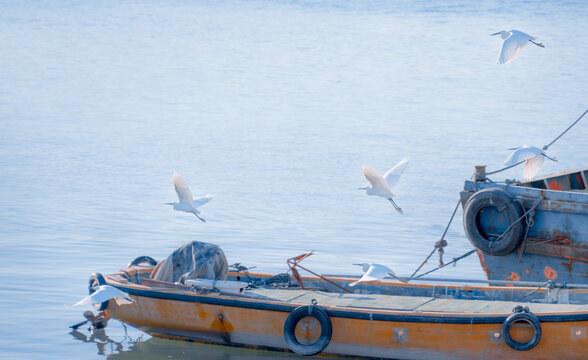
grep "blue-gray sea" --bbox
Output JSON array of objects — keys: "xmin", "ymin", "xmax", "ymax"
[{"xmin": 1, "ymin": 1, "xmax": 587, "ymax": 359}]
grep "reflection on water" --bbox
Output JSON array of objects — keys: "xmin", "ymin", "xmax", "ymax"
[
  {"xmin": 69, "ymin": 326, "xmax": 140, "ymax": 357},
  {"xmin": 68, "ymin": 321, "xmax": 354, "ymax": 360}
]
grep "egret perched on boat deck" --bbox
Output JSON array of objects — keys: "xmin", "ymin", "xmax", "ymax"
[
  {"xmin": 359, "ymin": 158, "xmax": 409, "ymax": 214},
  {"xmin": 349, "ymin": 263, "xmax": 404, "ymax": 286},
  {"xmin": 73, "ymin": 285, "xmax": 134, "ymax": 307},
  {"xmin": 504, "ymin": 146, "xmax": 557, "ymax": 180},
  {"xmin": 166, "ymin": 173, "xmax": 212, "ymax": 222},
  {"xmin": 492, "ymin": 30, "xmax": 545, "ymax": 64}
]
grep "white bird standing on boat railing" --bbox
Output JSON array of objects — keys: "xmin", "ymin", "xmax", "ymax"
[
  {"xmin": 166, "ymin": 173, "xmax": 212, "ymax": 222},
  {"xmin": 73, "ymin": 285, "xmax": 134, "ymax": 307},
  {"xmin": 349, "ymin": 263, "xmax": 404, "ymax": 286},
  {"xmin": 492, "ymin": 30, "xmax": 545, "ymax": 64},
  {"xmin": 504, "ymin": 146, "xmax": 557, "ymax": 180},
  {"xmin": 359, "ymin": 158, "xmax": 409, "ymax": 214}
]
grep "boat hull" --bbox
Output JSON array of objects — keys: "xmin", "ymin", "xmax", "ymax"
[
  {"xmin": 104, "ymin": 277, "xmax": 588, "ymax": 360},
  {"xmin": 462, "ymin": 169, "xmax": 588, "ymax": 284}
]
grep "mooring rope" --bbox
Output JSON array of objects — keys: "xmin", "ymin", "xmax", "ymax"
[
  {"xmin": 485, "ymin": 160, "xmax": 525, "ymax": 176},
  {"xmin": 487, "ymin": 196, "xmax": 543, "ymax": 251},
  {"xmin": 542, "ymin": 108, "xmax": 588, "ymax": 151},
  {"xmin": 413, "ymin": 249, "xmax": 477, "ymax": 279},
  {"xmin": 408, "ymin": 198, "xmax": 461, "ymax": 280}
]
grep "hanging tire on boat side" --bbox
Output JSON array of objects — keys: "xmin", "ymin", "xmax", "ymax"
[
  {"xmin": 283, "ymin": 303, "xmax": 332, "ymax": 356},
  {"xmin": 127, "ymin": 255, "xmax": 158, "ymax": 267},
  {"xmin": 463, "ymin": 188, "xmax": 525, "ymax": 256},
  {"xmin": 503, "ymin": 310, "xmax": 542, "ymax": 351},
  {"xmin": 88, "ymin": 272, "xmax": 109, "ymax": 311}
]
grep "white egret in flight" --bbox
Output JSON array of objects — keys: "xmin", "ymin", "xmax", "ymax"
[
  {"xmin": 166, "ymin": 173, "xmax": 212, "ymax": 222},
  {"xmin": 73, "ymin": 285, "xmax": 134, "ymax": 307},
  {"xmin": 492, "ymin": 30, "xmax": 544, "ymax": 64},
  {"xmin": 359, "ymin": 158, "xmax": 409, "ymax": 214},
  {"xmin": 504, "ymin": 145, "xmax": 557, "ymax": 180},
  {"xmin": 349, "ymin": 263, "xmax": 404, "ymax": 286}
]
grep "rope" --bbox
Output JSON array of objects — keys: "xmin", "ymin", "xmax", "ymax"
[
  {"xmin": 488, "ymin": 196, "xmax": 543, "ymax": 251},
  {"xmin": 412, "ymin": 196, "xmax": 543, "ymax": 280},
  {"xmin": 485, "ymin": 160, "xmax": 526, "ymax": 176},
  {"xmin": 413, "ymin": 249, "xmax": 477, "ymax": 279},
  {"xmin": 408, "ymin": 198, "xmax": 461, "ymax": 280},
  {"xmin": 543, "ymin": 108, "xmax": 588, "ymax": 151},
  {"xmin": 518, "ymin": 196, "xmax": 543, "ymax": 260}
]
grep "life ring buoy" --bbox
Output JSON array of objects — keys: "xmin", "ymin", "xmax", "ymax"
[
  {"xmin": 127, "ymin": 255, "xmax": 158, "ymax": 267},
  {"xmin": 283, "ymin": 302, "xmax": 332, "ymax": 356},
  {"xmin": 88, "ymin": 272, "xmax": 109, "ymax": 311},
  {"xmin": 463, "ymin": 188, "xmax": 525, "ymax": 256},
  {"xmin": 503, "ymin": 309, "xmax": 541, "ymax": 351}
]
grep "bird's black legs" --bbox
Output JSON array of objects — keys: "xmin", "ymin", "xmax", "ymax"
[
  {"xmin": 529, "ymin": 40, "xmax": 545, "ymax": 48},
  {"xmin": 192, "ymin": 212, "xmax": 206, "ymax": 222},
  {"xmin": 388, "ymin": 198, "xmax": 404, "ymax": 214}
]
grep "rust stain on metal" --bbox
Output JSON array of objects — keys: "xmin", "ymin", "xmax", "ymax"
[
  {"xmin": 561, "ymin": 260, "xmax": 574, "ymax": 273},
  {"xmin": 525, "ymin": 269, "xmax": 531, "ymax": 274},
  {"xmin": 544, "ymin": 266, "xmax": 558, "ymax": 280},
  {"xmin": 508, "ymin": 272, "xmax": 520, "ymax": 281},
  {"xmin": 476, "ymin": 251, "xmax": 488, "ymax": 274},
  {"xmin": 548, "ymin": 179, "xmax": 563, "ymax": 190}
]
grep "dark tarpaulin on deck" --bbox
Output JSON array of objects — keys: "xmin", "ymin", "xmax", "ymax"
[{"xmin": 150, "ymin": 241, "xmax": 228, "ymax": 283}]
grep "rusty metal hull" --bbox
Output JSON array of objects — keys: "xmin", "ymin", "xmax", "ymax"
[{"xmin": 462, "ymin": 168, "xmax": 588, "ymax": 284}]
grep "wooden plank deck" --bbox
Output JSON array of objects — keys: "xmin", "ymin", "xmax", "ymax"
[{"xmin": 247, "ymin": 288, "xmax": 588, "ymax": 314}]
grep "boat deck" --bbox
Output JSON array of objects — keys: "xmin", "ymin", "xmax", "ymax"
[{"xmin": 247, "ymin": 288, "xmax": 588, "ymax": 314}]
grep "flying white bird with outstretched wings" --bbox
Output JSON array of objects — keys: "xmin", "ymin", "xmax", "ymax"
[
  {"xmin": 504, "ymin": 146, "xmax": 557, "ymax": 180},
  {"xmin": 166, "ymin": 173, "xmax": 212, "ymax": 222},
  {"xmin": 359, "ymin": 158, "xmax": 409, "ymax": 213},
  {"xmin": 492, "ymin": 30, "xmax": 545, "ymax": 64},
  {"xmin": 349, "ymin": 263, "xmax": 404, "ymax": 286},
  {"xmin": 73, "ymin": 285, "xmax": 134, "ymax": 307}
]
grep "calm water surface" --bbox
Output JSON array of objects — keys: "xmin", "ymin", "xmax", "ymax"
[{"xmin": 1, "ymin": 1, "xmax": 587, "ymax": 359}]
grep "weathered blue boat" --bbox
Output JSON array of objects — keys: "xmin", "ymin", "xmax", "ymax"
[{"xmin": 462, "ymin": 167, "xmax": 588, "ymax": 285}]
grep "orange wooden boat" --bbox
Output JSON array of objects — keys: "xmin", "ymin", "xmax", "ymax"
[{"xmin": 84, "ymin": 249, "xmax": 588, "ymax": 360}]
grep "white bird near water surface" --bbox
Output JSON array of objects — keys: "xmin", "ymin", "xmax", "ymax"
[
  {"xmin": 349, "ymin": 263, "xmax": 404, "ymax": 286},
  {"xmin": 166, "ymin": 173, "xmax": 212, "ymax": 222},
  {"xmin": 492, "ymin": 30, "xmax": 545, "ymax": 64},
  {"xmin": 359, "ymin": 158, "xmax": 409, "ymax": 214},
  {"xmin": 73, "ymin": 285, "xmax": 134, "ymax": 307},
  {"xmin": 504, "ymin": 145, "xmax": 557, "ymax": 180}
]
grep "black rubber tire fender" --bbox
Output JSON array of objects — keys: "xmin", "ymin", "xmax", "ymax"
[
  {"xmin": 127, "ymin": 255, "xmax": 158, "ymax": 267},
  {"xmin": 463, "ymin": 188, "xmax": 525, "ymax": 256},
  {"xmin": 503, "ymin": 311, "xmax": 542, "ymax": 351},
  {"xmin": 283, "ymin": 305, "xmax": 332, "ymax": 356},
  {"xmin": 88, "ymin": 272, "xmax": 109, "ymax": 311}
]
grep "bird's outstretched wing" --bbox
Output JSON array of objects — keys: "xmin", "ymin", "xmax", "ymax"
[
  {"xmin": 349, "ymin": 264, "xmax": 394, "ymax": 287},
  {"xmin": 523, "ymin": 155, "xmax": 544, "ymax": 180},
  {"xmin": 504, "ymin": 146, "xmax": 542, "ymax": 166},
  {"xmin": 498, "ymin": 30, "xmax": 531, "ymax": 64},
  {"xmin": 362, "ymin": 166, "xmax": 390, "ymax": 191},
  {"xmin": 173, "ymin": 173, "xmax": 194, "ymax": 205},
  {"xmin": 193, "ymin": 194, "xmax": 213, "ymax": 208},
  {"xmin": 73, "ymin": 285, "xmax": 134, "ymax": 306},
  {"xmin": 383, "ymin": 158, "xmax": 409, "ymax": 188}
]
